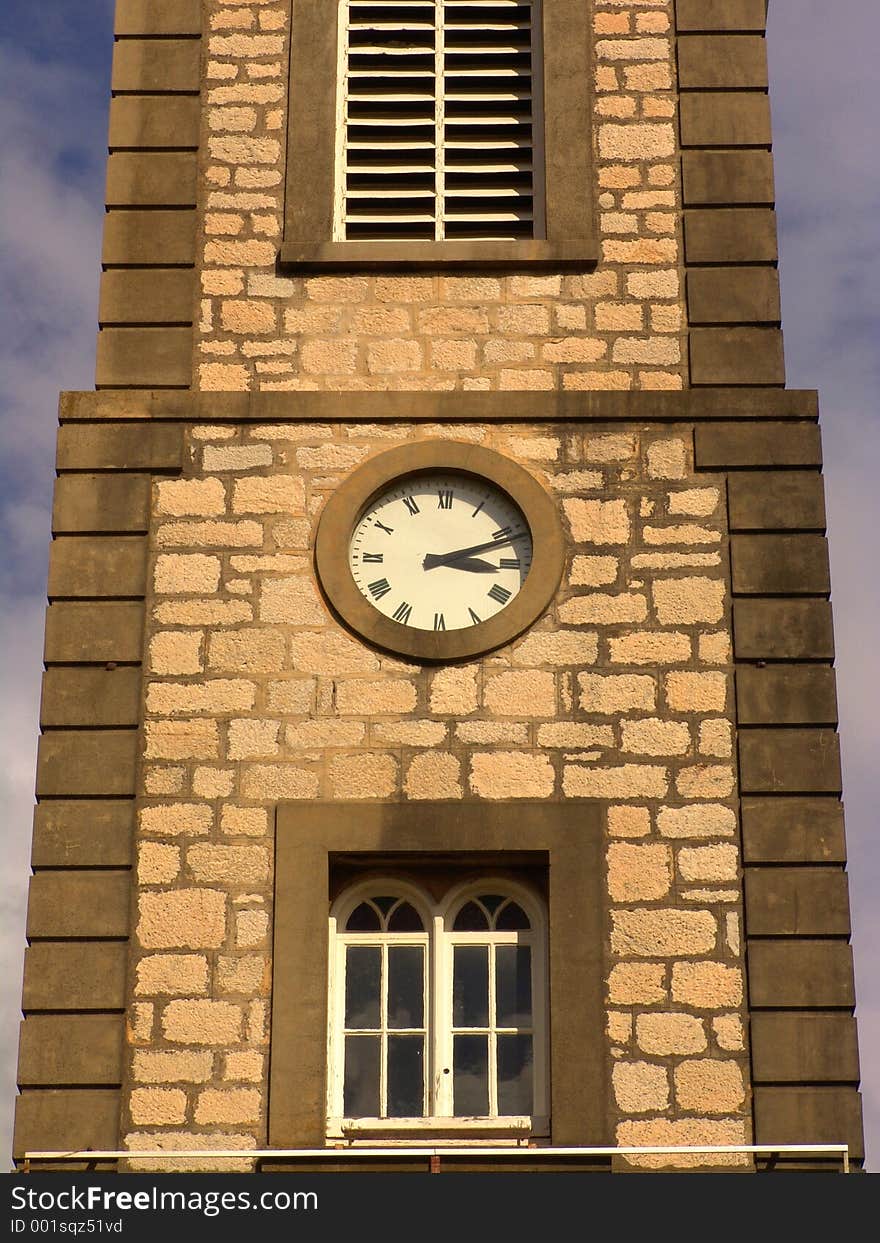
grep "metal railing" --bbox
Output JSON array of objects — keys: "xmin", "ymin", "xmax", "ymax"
[{"xmin": 21, "ymin": 1143, "xmax": 851, "ymax": 1173}]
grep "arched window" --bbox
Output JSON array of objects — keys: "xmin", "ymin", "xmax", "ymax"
[{"xmin": 328, "ymin": 878, "xmax": 548, "ymax": 1136}]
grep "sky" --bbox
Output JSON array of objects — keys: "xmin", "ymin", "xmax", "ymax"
[{"xmin": 0, "ymin": 1, "xmax": 877, "ymax": 1170}]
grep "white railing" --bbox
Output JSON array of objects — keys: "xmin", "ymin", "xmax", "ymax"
[{"xmin": 21, "ymin": 1143, "xmax": 851, "ymax": 1174}]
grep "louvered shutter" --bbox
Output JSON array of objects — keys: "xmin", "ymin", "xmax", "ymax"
[{"xmin": 339, "ymin": 1, "xmax": 541, "ymax": 242}]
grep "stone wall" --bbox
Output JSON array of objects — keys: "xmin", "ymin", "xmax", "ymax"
[
  {"xmin": 197, "ymin": 0, "xmax": 687, "ymax": 394},
  {"xmin": 123, "ymin": 417, "xmax": 748, "ymax": 1167}
]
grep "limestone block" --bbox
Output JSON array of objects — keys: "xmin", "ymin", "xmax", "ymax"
[
  {"xmin": 674, "ymin": 1060, "xmax": 745, "ymax": 1114},
  {"xmin": 636, "ymin": 1013, "xmax": 708, "ymax": 1056},
  {"xmin": 611, "ymin": 910, "xmax": 717, "ymax": 958},
  {"xmin": 135, "ymin": 954, "xmax": 209, "ymax": 997},
  {"xmin": 404, "ymin": 752, "xmax": 463, "ymax": 800},
  {"xmin": 563, "ymin": 498, "xmax": 630, "ymax": 544},
  {"xmin": 162, "ymin": 1000, "xmax": 242, "ymax": 1046},
  {"xmin": 652, "ymin": 577, "xmax": 725, "ymax": 625},
  {"xmin": 469, "ymin": 752, "xmax": 555, "ymax": 799},
  {"xmin": 607, "ymin": 843, "xmax": 672, "ymax": 901},
  {"xmin": 187, "ymin": 844, "xmax": 270, "ymax": 885},
  {"xmin": 138, "ymin": 890, "xmax": 227, "ymax": 949},
  {"xmin": 613, "ymin": 1062, "xmax": 670, "ymax": 1114},
  {"xmin": 656, "ymin": 804, "xmax": 737, "ymax": 839},
  {"xmin": 671, "ymin": 963, "xmax": 743, "ymax": 1010},
  {"xmin": 608, "ymin": 963, "xmax": 667, "ymax": 1006}
]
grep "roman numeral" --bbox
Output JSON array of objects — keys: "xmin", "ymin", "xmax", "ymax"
[
  {"xmin": 433, "ymin": 613, "xmax": 446, "ymax": 631},
  {"xmin": 361, "ymin": 552, "xmax": 383, "ymax": 563},
  {"xmin": 471, "ymin": 499, "xmax": 486, "ymax": 518},
  {"xmin": 499, "ymin": 558, "xmax": 520, "ymax": 569},
  {"xmin": 368, "ymin": 578, "xmax": 391, "ymax": 600},
  {"xmin": 437, "ymin": 490, "xmax": 453, "ymax": 510},
  {"xmin": 488, "ymin": 584, "xmax": 512, "ymax": 605},
  {"xmin": 392, "ymin": 602, "xmax": 412, "ymax": 624},
  {"xmin": 402, "ymin": 496, "xmax": 420, "ymax": 516},
  {"xmin": 492, "ymin": 526, "xmax": 512, "ymax": 541},
  {"xmin": 468, "ymin": 607, "xmax": 482, "ymax": 625},
  {"xmin": 374, "ymin": 519, "xmax": 394, "ymax": 535}
]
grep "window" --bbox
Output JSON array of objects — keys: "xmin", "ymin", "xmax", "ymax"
[
  {"xmin": 337, "ymin": 1, "xmax": 544, "ymax": 243},
  {"xmin": 281, "ymin": 0, "xmax": 597, "ymax": 267},
  {"xmin": 268, "ymin": 802, "xmax": 604, "ymax": 1150},
  {"xmin": 328, "ymin": 879, "xmax": 548, "ymax": 1136}
]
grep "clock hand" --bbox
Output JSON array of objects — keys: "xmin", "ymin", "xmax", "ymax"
[
  {"xmin": 442, "ymin": 557, "xmax": 498, "ymax": 573},
  {"xmin": 422, "ymin": 532, "xmax": 528, "ymax": 570}
]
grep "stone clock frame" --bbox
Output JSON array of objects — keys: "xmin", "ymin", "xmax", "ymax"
[{"xmin": 314, "ymin": 441, "xmax": 566, "ymax": 662}]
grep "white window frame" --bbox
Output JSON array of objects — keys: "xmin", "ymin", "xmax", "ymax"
[{"xmin": 327, "ymin": 876, "xmax": 549, "ymax": 1140}]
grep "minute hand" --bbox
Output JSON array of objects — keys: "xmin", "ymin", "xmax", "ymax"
[{"xmin": 423, "ymin": 532, "xmax": 528, "ymax": 571}]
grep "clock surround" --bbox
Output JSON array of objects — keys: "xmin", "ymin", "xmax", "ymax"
[{"xmin": 315, "ymin": 441, "xmax": 566, "ymax": 661}]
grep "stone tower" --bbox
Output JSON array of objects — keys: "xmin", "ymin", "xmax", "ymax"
[{"xmin": 13, "ymin": 0, "xmax": 864, "ymax": 1172}]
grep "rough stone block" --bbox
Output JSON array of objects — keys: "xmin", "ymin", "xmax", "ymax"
[
  {"xmin": 730, "ymin": 535, "xmax": 830, "ymax": 595},
  {"xmin": 115, "ymin": 0, "xmax": 202, "ymax": 35},
  {"xmin": 739, "ymin": 728, "xmax": 841, "ymax": 794},
  {"xmin": 683, "ymin": 209, "xmax": 777, "ymax": 263},
  {"xmin": 52, "ymin": 473, "xmax": 151, "ymax": 533},
  {"xmin": 682, "ymin": 151, "xmax": 774, "ymax": 205},
  {"xmin": 675, "ymin": 0, "xmax": 767, "ymax": 32},
  {"xmin": 751, "ymin": 1014, "xmax": 860, "ymax": 1083},
  {"xmin": 22, "ymin": 943, "xmax": 129, "ymax": 1011},
  {"xmin": 102, "ymin": 209, "xmax": 197, "ymax": 265},
  {"xmin": 680, "ymin": 92, "xmax": 771, "ymax": 148},
  {"xmin": 732, "ymin": 599, "xmax": 833, "ymax": 661},
  {"xmin": 752, "ymin": 1087, "xmax": 864, "ymax": 1161},
  {"xmin": 105, "ymin": 152, "xmax": 198, "ymax": 206},
  {"xmin": 18, "ymin": 1016, "xmax": 124, "ymax": 1085},
  {"xmin": 740, "ymin": 797, "xmax": 846, "ymax": 864},
  {"xmin": 96, "ymin": 328, "xmax": 192, "ymax": 387},
  {"xmin": 100, "ymin": 269, "xmax": 194, "ymax": 324},
  {"xmin": 40, "ymin": 667, "xmax": 142, "ymax": 728},
  {"xmin": 690, "ymin": 328, "xmax": 784, "ymax": 385},
  {"xmin": 111, "ymin": 38, "xmax": 200, "ymax": 92},
  {"xmin": 736, "ymin": 665, "xmax": 838, "ymax": 725},
  {"xmin": 747, "ymin": 941, "xmax": 855, "ymax": 1008},
  {"xmin": 108, "ymin": 96, "xmax": 200, "ymax": 149},
  {"xmin": 696, "ymin": 427, "xmax": 821, "ymax": 472},
  {"xmin": 744, "ymin": 868, "xmax": 850, "ymax": 935},
  {"xmin": 678, "ymin": 36, "xmax": 768, "ymax": 89},
  {"xmin": 48, "ymin": 537, "xmax": 147, "ymax": 598},
  {"xmin": 36, "ymin": 730, "xmax": 139, "ymax": 797},
  {"xmin": 57, "ymin": 425, "xmax": 184, "ymax": 472},
  {"xmin": 13, "ymin": 1091, "xmax": 120, "ymax": 1159},
  {"xmin": 26, "ymin": 872, "xmax": 131, "ymax": 938},
  {"xmin": 31, "ymin": 800, "xmax": 134, "ymax": 868},
  {"xmin": 44, "ymin": 602, "xmax": 145, "ymax": 664},
  {"xmin": 687, "ymin": 267, "xmax": 780, "ymax": 324}
]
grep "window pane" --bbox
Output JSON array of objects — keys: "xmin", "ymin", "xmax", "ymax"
[
  {"xmin": 388, "ymin": 945, "xmax": 424, "ymax": 1029},
  {"xmin": 479, "ymin": 894, "xmax": 505, "ymax": 917},
  {"xmin": 495, "ymin": 901, "xmax": 530, "ymax": 931},
  {"xmin": 453, "ymin": 944, "xmax": 489, "ymax": 1027},
  {"xmin": 345, "ymin": 945, "xmax": 381, "ymax": 1029},
  {"xmin": 495, "ymin": 945, "xmax": 532, "ymax": 1027},
  {"xmin": 344, "ymin": 1034, "xmax": 380, "ymax": 1117},
  {"xmin": 387, "ymin": 901, "xmax": 424, "ymax": 932},
  {"xmin": 453, "ymin": 901, "xmax": 489, "ymax": 931},
  {"xmin": 453, "ymin": 1034, "xmax": 489, "ymax": 1116},
  {"xmin": 373, "ymin": 896, "xmax": 398, "ymax": 918},
  {"xmin": 387, "ymin": 1036, "xmax": 425, "ymax": 1117},
  {"xmin": 346, "ymin": 901, "xmax": 381, "ymax": 931},
  {"xmin": 497, "ymin": 1034, "xmax": 533, "ymax": 1116}
]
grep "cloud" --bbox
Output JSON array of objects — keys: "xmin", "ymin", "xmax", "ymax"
[{"xmin": 0, "ymin": 20, "xmax": 112, "ymax": 1162}]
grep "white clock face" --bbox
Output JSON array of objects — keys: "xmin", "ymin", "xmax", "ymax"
[{"xmin": 348, "ymin": 471, "xmax": 533, "ymax": 632}]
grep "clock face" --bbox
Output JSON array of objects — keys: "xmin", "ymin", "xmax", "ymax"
[{"xmin": 348, "ymin": 472, "xmax": 533, "ymax": 633}]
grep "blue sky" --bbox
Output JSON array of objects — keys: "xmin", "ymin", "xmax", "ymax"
[{"xmin": 0, "ymin": 1, "xmax": 877, "ymax": 1169}]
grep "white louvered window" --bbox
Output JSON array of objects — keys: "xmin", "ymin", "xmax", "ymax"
[{"xmin": 336, "ymin": 0, "xmax": 544, "ymax": 242}]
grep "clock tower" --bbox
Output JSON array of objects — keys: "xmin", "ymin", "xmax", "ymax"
[{"xmin": 13, "ymin": 0, "xmax": 865, "ymax": 1172}]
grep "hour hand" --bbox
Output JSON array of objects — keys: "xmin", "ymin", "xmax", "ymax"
[{"xmin": 436, "ymin": 556, "xmax": 498, "ymax": 573}]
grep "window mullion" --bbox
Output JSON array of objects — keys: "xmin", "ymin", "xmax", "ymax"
[
  {"xmin": 488, "ymin": 940, "xmax": 498, "ymax": 1117},
  {"xmin": 380, "ymin": 941, "xmax": 388, "ymax": 1118},
  {"xmin": 435, "ymin": 1, "xmax": 444, "ymax": 241}
]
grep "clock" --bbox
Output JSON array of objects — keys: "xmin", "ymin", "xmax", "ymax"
[{"xmin": 315, "ymin": 441, "xmax": 565, "ymax": 661}]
